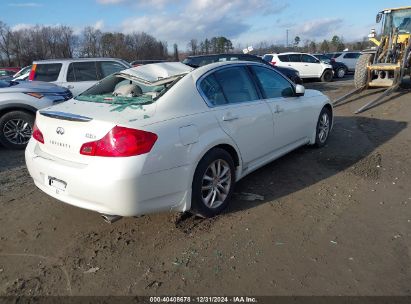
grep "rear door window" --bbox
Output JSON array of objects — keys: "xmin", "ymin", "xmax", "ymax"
[
  {"xmin": 66, "ymin": 62, "xmax": 98, "ymax": 82},
  {"xmin": 278, "ymin": 55, "xmax": 289, "ymax": 62},
  {"xmin": 99, "ymin": 61, "xmax": 126, "ymax": 78},
  {"xmin": 301, "ymin": 54, "xmax": 318, "ymax": 63},
  {"xmin": 33, "ymin": 63, "xmax": 62, "ymax": 81},
  {"xmin": 343, "ymin": 52, "xmax": 361, "ymax": 59},
  {"xmin": 199, "ymin": 73, "xmax": 227, "ymax": 106},
  {"xmin": 288, "ymin": 54, "xmax": 302, "ymax": 62},
  {"xmin": 214, "ymin": 66, "xmax": 259, "ymax": 104}
]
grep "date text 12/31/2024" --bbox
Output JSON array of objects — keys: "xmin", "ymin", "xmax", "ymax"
[{"xmin": 149, "ymin": 296, "xmax": 258, "ymax": 303}]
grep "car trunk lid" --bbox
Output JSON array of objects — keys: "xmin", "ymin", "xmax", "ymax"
[{"xmin": 35, "ymin": 100, "xmax": 157, "ymax": 163}]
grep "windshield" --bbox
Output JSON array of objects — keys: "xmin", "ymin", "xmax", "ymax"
[
  {"xmin": 14, "ymin": 66, "xmax": 31, "ymax": 78},
  {"xmin": 76, "ymin": 73, "xmax": 178, "ymax": 111},
  {"xmin": 314, "ymin": 55, "xmax": 331, "ymax": 63},
  {"xmin": 384, "ymin": 9, "xmax": 411, "ymax": 34}
]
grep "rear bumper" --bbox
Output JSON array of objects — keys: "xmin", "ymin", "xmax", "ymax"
[{"xmin": 25, "ymin": 140, "xmax": 191, "ymax": 216}]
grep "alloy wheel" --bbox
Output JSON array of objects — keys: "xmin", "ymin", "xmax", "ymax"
[
  {"xmin": 201, "ymin": 159, "xmax": 232, "ymax": 209},
  {"xmin": 318, "ymin": 113, "xmax": 330, "ymax": 143},
  {"xmin": 337, "ymin": 68, "xmax": 345, "ymax": 78},
  {"xmin": 3, "ymin": 119, "xmax": 33, "ymax": 145}
]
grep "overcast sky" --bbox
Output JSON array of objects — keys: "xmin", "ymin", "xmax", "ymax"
[{"xmin": 3, "ymin": 0, "xmax": 409, "ymax": 47}]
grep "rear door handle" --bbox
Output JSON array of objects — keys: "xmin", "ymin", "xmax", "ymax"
[
  {"xmin": 66, "ymin": 85, "xmax": 74, "ymax": 89},
  {"xmin": 222, "ymin": 114, "xmax": 239, "ymax": 121}
]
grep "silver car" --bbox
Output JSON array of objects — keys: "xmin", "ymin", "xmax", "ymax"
[
  {"xmin": 0, "ymin": 80, "xmax": 72, "ymax": 149},
  {"xmin": 29, "ymin": 58, "xmax": 131, "ymax": 96}
]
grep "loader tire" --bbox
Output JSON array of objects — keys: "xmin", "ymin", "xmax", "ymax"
[{"xmin": 354, "ymin": 53, "xmax": 374, "ymax": 89}]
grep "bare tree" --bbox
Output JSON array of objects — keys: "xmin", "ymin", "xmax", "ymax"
[
  {"xmin": 173, "ymin": 43, "xmax": 179, "ymax": 61},
  {"xmin": 0, "ymin": 21, "xmax": 13, "ymax": 66},
  {"xmin": 187, "ymin": 39, "xmax": 198, "ymax": 55},
  {"xmin": 81, "ymin": 26, "xmax": 102, "ymax": 57}
]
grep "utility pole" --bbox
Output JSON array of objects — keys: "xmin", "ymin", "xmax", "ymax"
[{"xmin": 286, "ymin": 29, "xmax": 289, "ymax": 48}]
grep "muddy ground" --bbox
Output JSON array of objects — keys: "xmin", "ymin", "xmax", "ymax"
[{"xmin": 0, "ymin": 77, "xmax": 410, "ymax": 296}]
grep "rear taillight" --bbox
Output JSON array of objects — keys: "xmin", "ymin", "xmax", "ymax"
[
  {"xmin": 28, "ymin": 64, "xmax": 37, "ymax": 81},
  {"xmin": 269, "ymin": 61, "xmax": 277, "ymax": 66},
  {"xmin": 32, "ymin": 122, "xmax": 44, "ymax": 144},
  {"xmin": 80, "ymin": 126, "xmax": 157, "ymax": 157}
]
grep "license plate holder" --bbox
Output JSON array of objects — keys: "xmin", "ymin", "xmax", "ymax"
[{"xmin": 48, "ymin": 177, "xmax": 67, "ymax": 192}]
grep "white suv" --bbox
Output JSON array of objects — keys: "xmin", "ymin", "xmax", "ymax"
[
  {"xmin": 327, "ymin": 52, "xmax": 361, "ymax": 72},
  {"xmin": 29, "ymin": 58, "xmax": 131, "ymax": 96},
  {"xmin": 263, "ymin": 52, "xmax": 334, "ymax": 82}
]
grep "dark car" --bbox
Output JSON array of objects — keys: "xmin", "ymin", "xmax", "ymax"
[
  {"xmin": 314, "ymin": 54, "xmax": 348, "ymax": 78},
  {"xmin": 182, "ymin": 53, "xmax": 303, "ymax": 85},
  {"xmin": 0, "ymin": 68, "xmax": 19, "ymax": 81}
]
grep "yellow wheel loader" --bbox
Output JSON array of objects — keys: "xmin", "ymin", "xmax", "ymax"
[{"xmin": 333, "ymin": 6, "xmax": 411, "ymax": 113}]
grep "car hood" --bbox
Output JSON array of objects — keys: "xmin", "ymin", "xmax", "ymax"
[
  {"xmin": 116, "ymin": 62, "xmax": 194, "ymax": 86},
  {"xmin": 0, "ymin": 81, "xmax": 68, "ymax": 93}
]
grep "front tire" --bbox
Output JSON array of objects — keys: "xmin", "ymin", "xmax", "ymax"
[
  {"xmin": 190, "ymin": 148, "xmax": 235, "ymax": 218},
  {"xmin": 354, "ymin": 53, "xmax": 374, "ymax": 89},
  {"xmin": 315, "ymin": 107, "xmax": 332, "ymax": 147},
  {"xmin": 321, "ymin": 69, "xmax": 333, "ymax": 82},
  {"xmin": 0, "ymin": 111, "xmax": 34, "ymax": 149}
]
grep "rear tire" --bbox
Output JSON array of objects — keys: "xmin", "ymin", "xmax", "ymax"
[
  {"xmin": 320, "ymin": 69, "xmax": 333, "ymax": 82},
  {"xmin": 354, "ymin": 53, "xmax": 374, "ymax": 89},
  {"xmin": 336, "ymin": 67, "xmax": 346, "ymax": 78},
  {"xmin": 0, "ymin": 111, "xmax": 34, "ymax": 150},
  {"xmin": 190, "ymin": 148, "xmax": 235, "ymax": 218}
]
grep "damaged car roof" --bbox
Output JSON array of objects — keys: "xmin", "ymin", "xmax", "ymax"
[{"xmin": 117, "ymin": 62, "xmax": 194, "ymax": 86}]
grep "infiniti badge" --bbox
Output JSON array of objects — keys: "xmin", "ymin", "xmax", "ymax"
[{"xmin": 56, "ymin": 127, "xmax": 65, "ymax": 135}]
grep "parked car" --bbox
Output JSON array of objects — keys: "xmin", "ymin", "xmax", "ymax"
[
  {"xmin": 0, "ymin": 80, "xmax": 72, "ymax": 149},
  {"xmin": 26, "ymin": 61, "xmax": 333, "ymax": 220},
  {"xmin": 0, "ymin": 68, "xmax": 20, "ymax": 80},
  {"xmin": 263, "ymin": 53, "xmax": 334, "ymax": 82},
  {"xmin": 183, "ymin": 53, "xmax": 303, "ymax": 84},
  {"xmin": 313, "ymin": 54, "xmax": 348, "ymax": 78},
  {"xmin": 131, "ymin": 59, "xmax": 167, "ymax": 67},
  {"xmin": 13, "ymin": 65, "xmax": 32, "ymax": 81},
  {"xmin": 28, "ymin": 58, "xmax": 131, "ymax": 96},
  {"xmin": 326, "ymin": 52, "xmax": 361, "ymax": 72}
]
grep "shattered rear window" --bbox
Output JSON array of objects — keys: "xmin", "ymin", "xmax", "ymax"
[{"xmin": 76, "ymin": 74, "xmax": 174, "ymax": 112}]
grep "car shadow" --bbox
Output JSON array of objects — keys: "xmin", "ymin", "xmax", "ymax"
[{"xmin": 224, "ymin": 115, "xmax": 406, "ymax": 214}]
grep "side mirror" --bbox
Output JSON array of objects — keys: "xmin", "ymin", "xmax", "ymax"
[
  {"xmin": 376, "ymin": 12, "xmax": 383, "ymax": 23},
  {"xmin": 295, "ymin": 84, "xmax": 305, "ymax": 97}
]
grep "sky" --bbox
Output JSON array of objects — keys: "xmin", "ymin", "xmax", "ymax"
[{"xmin": 2, "ymin": 0, "xmax": 410, "ymax": 48}]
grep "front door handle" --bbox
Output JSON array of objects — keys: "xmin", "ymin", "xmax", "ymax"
[
  {"xmin": 222, "ymin": 114, "xmax": 239, "ymax": 121},
  {"xmin": 66, "ymin": 85, "xmax": 74, "ymax": 89}
]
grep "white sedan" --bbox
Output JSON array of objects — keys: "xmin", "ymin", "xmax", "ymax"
[{"xmin": 25, "ymin": 61, "xmax": 333, "ymax": 220}]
